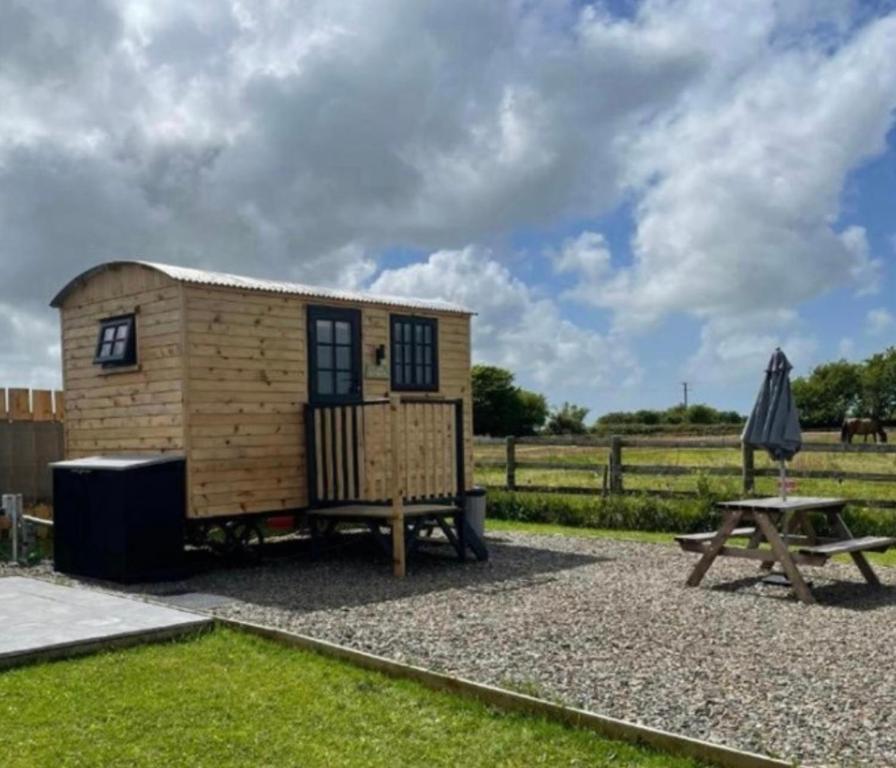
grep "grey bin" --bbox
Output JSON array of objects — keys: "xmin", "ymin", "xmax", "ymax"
[{"xmin": 464, "ymin": 486, "xmax": 487, "ymax": 539}]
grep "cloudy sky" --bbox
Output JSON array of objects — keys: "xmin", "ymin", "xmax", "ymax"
[{"xmin": 2, "ymin": 0, "xmax": 895, "ymax": 416}]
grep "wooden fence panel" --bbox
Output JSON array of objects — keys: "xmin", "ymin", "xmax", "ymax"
[
  {"xmin": 32, "ymin": 390, "xmax": 53, "ymax": 422},
  {"xmin": 8, "ymin": 389, "xmax": 31, "ymax": 421},
  {"xmin": 0, "ymin": 388, "xmax": 66, "ymax": 503}
]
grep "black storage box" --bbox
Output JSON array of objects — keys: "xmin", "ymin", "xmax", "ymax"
[{"xmin": 51, "ymin": 454, "xmax": 185, "ymax": 581}]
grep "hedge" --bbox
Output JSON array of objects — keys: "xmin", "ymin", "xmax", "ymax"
[{"xmin": 485, "ymin": 487, "xmax": 896, "ymax": 539}]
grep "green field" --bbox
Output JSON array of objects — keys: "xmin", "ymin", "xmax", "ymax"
[
  {"xmin": 474, "ymin": 434, "xmax": 896, "ymax": 503},
  {"xmin": 0, "ymin": 628, "xmax": 706, "ymax": 768}
]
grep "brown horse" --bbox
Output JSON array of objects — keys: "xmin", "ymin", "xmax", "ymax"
[{"xmin": 841, "ymin": 418, "xmax": 888, "ymax": 444}]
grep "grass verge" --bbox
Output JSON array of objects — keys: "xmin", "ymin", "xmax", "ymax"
[{"xmin": 0, "ymin": 627, "xmax": 705, "ymax": 768}]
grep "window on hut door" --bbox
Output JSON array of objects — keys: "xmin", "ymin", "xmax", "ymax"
[
  {"xmin": 308, "ymin": 306, "xmax": 362, "ymax": 403},
  {"xmin": 391, "ymin": 315, "xmax": 438, "ymax": 391}
]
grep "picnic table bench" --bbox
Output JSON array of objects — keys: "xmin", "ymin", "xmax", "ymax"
[{"xmin": 676, "ymin": 496, "xmax": 896, "ymax": 604}]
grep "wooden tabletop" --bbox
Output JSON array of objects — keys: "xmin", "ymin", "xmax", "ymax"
[{"xmin": 716, "ymin": 496, "xmax": 847, "ymax": 512}]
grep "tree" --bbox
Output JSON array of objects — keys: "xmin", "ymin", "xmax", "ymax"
[
  {"xmin": 858, "ymin": 347, "xmax": 896, "ymax": 420},
  {"xmin": 545, "ymin": 402, "xmax": 589, "ymax": 435},
  {"xmin": 516, "ymin": 389, "xmax": 549, "ymax": 436},
  {"xmin": 686, "ymin": 404, "xmax": 716, "ymax": 424},
  {"xmin": 471, "ymin": 365, "xmax": 548, "ymax": 436},
  {"xmin": 792, "ymin": 360, "xmax": 862, "ymax": 427}
]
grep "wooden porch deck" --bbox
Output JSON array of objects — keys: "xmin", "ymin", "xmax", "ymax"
[{"xmin": 305, "ymin": 396, "xmax": 487, "ymax": 575}]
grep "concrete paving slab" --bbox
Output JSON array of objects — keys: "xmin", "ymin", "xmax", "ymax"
[
  {"xmin": 0, "ymin": 576, "xmax": 211, "ymax": 669},
  {"xmin": 155, "ymin": 592, "xmax": 236, "ymax": 611}
]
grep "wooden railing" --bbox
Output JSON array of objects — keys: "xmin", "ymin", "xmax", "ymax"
[{"xmin": 306, "ymin": 396, "xmax": 465, "ymax": 507}]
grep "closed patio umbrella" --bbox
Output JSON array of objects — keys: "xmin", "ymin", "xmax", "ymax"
[{"xmin": 741, "ymin": 348, "xmax": 802, "ymax": 500}]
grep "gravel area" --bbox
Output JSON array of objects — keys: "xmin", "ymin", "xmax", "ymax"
[{"xmin": 5, "ymin": 532, "xmax": 896, "ymax": 767}]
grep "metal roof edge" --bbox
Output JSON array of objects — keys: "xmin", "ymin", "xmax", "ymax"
[{"xmin": 50, "ymin": 260, "xmax": 475, "ymax": 315}]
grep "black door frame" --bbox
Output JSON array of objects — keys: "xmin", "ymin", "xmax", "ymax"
[{"xmin": 307, "ymin": 305, "xmax": 363, "ymax": 404}]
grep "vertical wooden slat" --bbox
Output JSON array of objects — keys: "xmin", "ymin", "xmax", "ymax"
[
  {"xmin": 365, "ymin": 404, "xmax": 377, "ymax": 500},
  {"xmin": 442, "ymin": 405, "xmax": 452, "ymax": 495},
  {"xmin": 420, "ymin": 404, "xmax": 429, "ymax": 498},
  {"xmin": 345, "ymin": 406, "xmax": 356, "ymax": 499},
  {"xmin": 313, "ymin": 409, "xmax": 324, "ymax": 503},
  {"xmin": 404, "ymin": 403, "xmax": 423, "ymax": 498},
  {"xmin": 9, "ymin": 389, "xmax": 31, "ymax": 421},
  {"xmin": 334, "ymin": 407, "xmax": 344, "ymax": 500},
  {"xmin": 427, "ymin": 404, "xmax": 437, "ymax": 497},
  {"xmin": 355, "ymin": 407, "xmax": 362, "ymax": 501},
  {"xmin": 0, "ymin": 389, "xmax": 7, "ymax": 421},
  {"xmin": 53, "ymin": 391, "xmax": 65, "ymax": 421},
  {"xmin": 431, "ymin": 404, "xmax": 442, "ymax": 495},
  {"xmin": 389, "ymin": 395, "xmax": 406, "ymax": 577},
  {"xmin": 448, "ymin": 404, "xmax": 458, "ymax": 495},
  {"xmin": 455, "ymin": 399, "xmax": 466, "ymax": 496},
  {"xmin": 320, "ymin": 408, "xmax": 334, "ymax": 501},
  {"xmin": 32, "ymin": 390, "xmax": 53, "ymax": 422},
  {"xmin": 369, "ymin": 403, "xmax": 382, "ymax": 501}
]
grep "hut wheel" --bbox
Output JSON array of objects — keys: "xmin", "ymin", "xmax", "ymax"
[{"xmin": 201, "ymin": 520, "xmax": 264, "ymax": 563}]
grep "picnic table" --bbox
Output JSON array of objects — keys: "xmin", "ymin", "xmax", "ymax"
[{"xmin": 676, "ymin": 496, "xmax": 896, "ymax": 604}]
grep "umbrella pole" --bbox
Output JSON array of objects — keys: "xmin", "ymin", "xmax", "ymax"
[{"xmin": 779, "ymin": 459, "xmax": 787, "ymax": 501}]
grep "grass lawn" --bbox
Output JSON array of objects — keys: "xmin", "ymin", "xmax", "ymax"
[
  {"xmin": 0, "ymin": 628, "xmax": 705, "ymax": 768},
  {"xmin": 488, "ymin": 518, "xmax": 896, "ymax": 568}
]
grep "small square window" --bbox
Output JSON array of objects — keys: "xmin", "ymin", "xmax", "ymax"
[
  {"xmin": 390, "ymin": 315, "xmax": 438, "ymax": 391},
  {"xmin": 94, "ymin": 315, "xmax": 136, "ymax": 367}
]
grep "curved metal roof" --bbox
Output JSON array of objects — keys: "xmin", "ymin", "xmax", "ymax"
[{"xmin": 50, "ymin": 260, "xmax": 472, "ymax": 314}]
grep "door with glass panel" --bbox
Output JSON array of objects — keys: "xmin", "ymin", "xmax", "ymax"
[{"xmin": 307, "ymin": 306, "xmax": 362, "ymax": 403}]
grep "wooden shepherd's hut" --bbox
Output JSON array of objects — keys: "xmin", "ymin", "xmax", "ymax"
[{"xmin": 51, "ymin": 261, "xmax": 486, "ymax": 575}]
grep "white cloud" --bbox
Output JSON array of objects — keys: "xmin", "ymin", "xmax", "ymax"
[
  {"xmin": 0, "ymin": 303, "xmax": 60, "ymax": 390},
  {"xmin": 866, "ymin": 307, "xmax": 895, "ymax": 336},
  {"xmin": 370, "ymin": 246, "xmax": 640, "ymax": 394},
  {"xmin": 0, "ymin": 0, "xmax": 894, "ymax": 403},
  {"xmin": 838, "ymin": 337, "xmax": 856, "ymax": 359},
  {"xmin": 552, "ymin": 231, "xmax": 613, "ymax": 304},
  {"xmin": 601, "ymin": 8, "xmax": 896, "ymax": 329},
  {"xmin": 684, "ymin": 310, "xmax": 818, "ymax": 385}
]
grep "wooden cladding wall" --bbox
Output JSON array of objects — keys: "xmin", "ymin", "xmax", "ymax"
[
  {"xmin": 308, "ymin": 399, "xmax": 462, "ymax": 506},
  {"xmin": 183, "ymin": 286, "xmax": 474, "ymax": 519},
  {"xmin": 182, "ymin": 285, "xmax": 306, "ymax": 518},
  {"xmin": 59, "ymin": 264, "xmax": 185, "ymax": 458},
  {"xmin": 56, "ymin": 262, "xmax": 475, "ymax": 520},
  {"xmin": 0, "ymin": 389, "xmax": 65, "ymax": 502}
]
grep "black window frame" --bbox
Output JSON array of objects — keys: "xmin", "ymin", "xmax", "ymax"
[
  {"xmin": 93, "ymin": 314, "xmax": 137, "ymax": 368},
  {"xmin": 307, "ymin": 306, "xmax": 363, "ymax": 404},
  {"xmin": 390, "ymin": 315, "xmax": 439, "ymax": 392}
]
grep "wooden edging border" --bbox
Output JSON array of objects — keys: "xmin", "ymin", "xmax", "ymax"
[{"xmin": 217, "ymin": 616, "xmax": 793, "ymax": 768}]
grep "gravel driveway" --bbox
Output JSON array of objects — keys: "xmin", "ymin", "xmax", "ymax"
[{"xmin": 7, "ymin": 531, "xmax": 896, "ymax": 767}]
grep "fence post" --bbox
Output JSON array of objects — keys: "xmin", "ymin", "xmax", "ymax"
[
  {"xmin": 741, "ymin": 442, "xmax": 755, "ymax": 495},
  {"xmin": 505, "ymin": 436, "xmax": 516, "ymax": 491},
  {"xmin": 610, "ymin": 436, "xmax": 623, "ymax": 493}
]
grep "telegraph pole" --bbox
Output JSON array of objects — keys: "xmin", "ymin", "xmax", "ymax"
[{"xmin": 681, "ymin": 382, "xmax": 689, "ymax": 409}]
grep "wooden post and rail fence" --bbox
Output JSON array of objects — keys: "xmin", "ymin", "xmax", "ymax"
[
  {"xmin": 0, "ymin": 388, "xmax": 65, "ymax": 505},
  {"xmin": 478, "ymin": 435, "xmax": 896, "ymax": 510}
]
